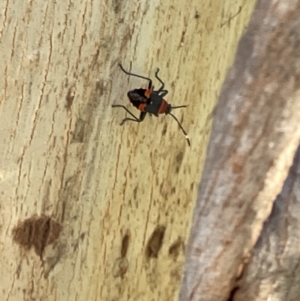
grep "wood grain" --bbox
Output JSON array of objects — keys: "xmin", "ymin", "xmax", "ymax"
[{"xmin": 0, "ymin": 0, "xmax": 256, "ymax": 300}]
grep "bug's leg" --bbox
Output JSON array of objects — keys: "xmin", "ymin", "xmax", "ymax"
[
  {"xmin": 139, "ymin": 111, "xmax": 147, "ymax": 121},
  {"xmin": 119, "ymin": 111, "xmax": 147, "ymax": 125},
  {"xmin": 155, "ymin": 68, "xmax": 168, "ymax": 96},
  {"xmin": 159, "ymin": 90, "xmax": 169, "ymax": 97},
  {"xmin": 155, "ymin": 68, "xmax": 165, "ymax": 85},
  {"xmin": 112, "ymin": 105, "xmax": 139, "ymax": 124},
  {"xmin": 119, "ymin": 118, "xmax": 139, "ymax": 125},
  {"xmin": 121, "ymin": 111, "xmax": 147, "ymax": 125},
  {"xmin": 112, "ymin": 105, "xmax": 147, "ymax": 125},
  {"xmin": 119, "ymin": 64, "xmax": 153, "ymax": 89},
  {"xmin": 120, "ymin": 112, "xmax": 147, "ymax": 125}
]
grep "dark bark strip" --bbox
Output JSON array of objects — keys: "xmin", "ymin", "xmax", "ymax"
[
  {"xmin": 235, "ymin": 146, "xmax": 300, "ymax": 301},
  {"xmin": 179, "ymin": 0, "xmax": 300, "ymax": 300}
]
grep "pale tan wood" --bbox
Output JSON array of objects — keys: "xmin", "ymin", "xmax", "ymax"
[
  {"xmin": 179, "ymin": 0, "xmax": 300, "ymax": 300},
  {"xmin": 0, "ymin": 1, "xmax": 256, "ymax": 300}
]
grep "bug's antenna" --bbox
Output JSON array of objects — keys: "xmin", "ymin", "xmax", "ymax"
[
  {"xmin": 171, "ymin": 105, "xmax": 187, "ymax": 109},
  {"xmin": 119, "ymin": 64, "xmax": 152, "ymax": 82},
  {"xmin": 169, "ymin": 113, "xmax": 190, "ymax": 146}
]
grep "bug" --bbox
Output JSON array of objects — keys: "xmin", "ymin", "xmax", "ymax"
[{"xmin": 112, "ymin": 64, "xmax": 190, "ymax": 146}]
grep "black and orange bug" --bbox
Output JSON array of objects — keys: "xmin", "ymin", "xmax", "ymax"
[{"xmin": 112, "ymin": 64, "xmax": 190, "ymax": 146}]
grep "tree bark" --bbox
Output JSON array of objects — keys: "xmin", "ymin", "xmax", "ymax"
[
  {"xmin": 235, "ymin": 146, "xmax": 300, "ymax": 301},
  {"xmin": 179, "ymin": 0, "xmax": 300, "ymax": 301},
  {"xmin": 0, "ymin": 1, "xmax": 256, "ymax": 301}
]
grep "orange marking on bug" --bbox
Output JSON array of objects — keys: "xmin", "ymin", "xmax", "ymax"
[
  {"xmin": 138, "ymin": 103, "xmax": 147, "ymax": 111},
  {"xmin": 158, "ymin": 100, "xmax": 168, "ymax": 114},
  {"xmin": 144, "ymin": 89, "xmax": 152, "ymax": 98}
]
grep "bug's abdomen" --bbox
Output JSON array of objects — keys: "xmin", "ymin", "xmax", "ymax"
[{"xmin": 127, "ymin": 89, "xmax": 148, "ymax": 109}]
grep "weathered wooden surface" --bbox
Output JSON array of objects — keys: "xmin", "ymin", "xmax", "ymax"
[
  {"xmin": 235, "ymin": 146, "xmax": 300, "ymax": 301},
  {"xmin": 179, "ymin": 0, "xmax": 300, "ymax": 300},
  {"xmin": 0, "ymin": 1, "xmax": 256, "ymax": 300}
]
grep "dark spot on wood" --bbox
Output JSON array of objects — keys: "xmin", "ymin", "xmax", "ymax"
[
  {"xmin": 146, "ymin": 225, "xmax": 166, "ymax": 258},
  {"xmin": 175, "ymin": 151, "xmax": 184, "ymax": 173},
  {"xmin": 71, "ymin": 118, "xmax": 86, "ymax": 143},
  {"xmin": 227, "ymin": 286, "xmax": 239, "ymax": 301},
  {"xmin": 72, "ymin": 240, "xmax": 79, "ymax": 252},
  {"xmin": 43, "ymin": 242, "xmax": 65, "ymax": 278},
  {"xmin": 80, "ymin": 232, "xmax": 85, "ymax": 241},
  {"xmin": 156, "ymin": 48, "xmax": 161, "ymax": 58},
  {"xmin": 170, "ymin": 266, "xmax": 182, "ymax": 281},
  {"xmin": 168, "ymin": 237, "xmax": 184, "ymax": 260},
  {"xmin": 232, "ymin": 158, "xmax": 244, "ymax": 174},
  {"xmin": 121, "ymin": 232, "xmax": 130, "ymax": 258},
  {"xmin": 180, "ymin": 31, "xmax": 186, "ymax": 45},
  {"xmin": 113, "ymin": 0, "xmax": 121, "ymax": 13},
  {"xmin": 112, "ymin": 257, "xmax": 128, "ymax": 278},
  {"xmin": 92, "ymin": 47, "xmax": 100, "ymax": 67},
  {"xmin": 65, "ymin": 86, "xmax": 75, "ymax": 110},
  {"xmin": 194, "ymin": 11, "xmax": 200, "ymax": 19},
  {"xmin": 12, "ymin": 215, "xmax": 62, "ymax": 260},
  {"xmin": 171, "ymin": 187, "xmax": 176, "ymax": 194},
  {"xmin": 155, "ymin": 176, "xmax": 159, "ymax": 186},
  {"xmin": 96, "ymin": 80, "xmax": 106, "ymax": 98},
  {"xmin": 159, "ymin": 182, "xmax": 164, "ymax": 194},
  {"xmin": 162, "ymin": 123, "xmax": 167, "ymax": 136},
  {"xmin": 133, "ymin": 186, "xmax": 138, "ymax": 200},
  {"xmin": 194, "ymin": 247, "xmax": 202, "ymax": 255}
]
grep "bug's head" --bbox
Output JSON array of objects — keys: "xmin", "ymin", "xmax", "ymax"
[{"xmin": 165, "ymin": 104, "xmax": 172, "ymax": 114}]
